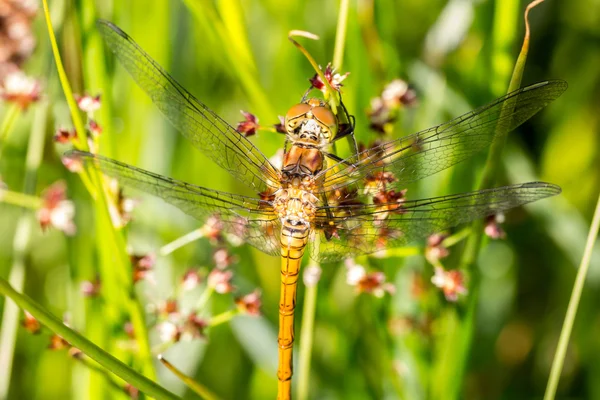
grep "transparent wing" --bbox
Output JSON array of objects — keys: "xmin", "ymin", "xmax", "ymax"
[
  {"xmin": 98, "ymin": 20, "xmax": 279, "ymax": 193},
  {"xmin": 310, "ymin": 182, "xmax": 560, "ymax": 262},
  {"xmin": 71, "ymin": 151, "xmax": 281, "ymax": 256},
  {"xmin": 317, "ymin": 81, "xmax": 567, "ymax": 193}
]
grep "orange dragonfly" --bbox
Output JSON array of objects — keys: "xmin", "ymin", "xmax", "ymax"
[{"xmin": 72, "ymin": 20, "xmax": 566, "ymax": 400}]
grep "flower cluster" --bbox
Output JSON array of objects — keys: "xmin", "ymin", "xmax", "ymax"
[
  {"xmin": 431, "ymin": 267, "xmax": 467, "ymax": 302},
  {"xmin": 309, "ymin": 63, "xmax": 350, "ymax": 94},
  {"xmin": 36, "ymin": 181, "xmax": 76, "ymax": 235},
  {"xmin": 236, "ymin": 110, "xmax": 260, "ymax": 137},
  {"xmin": 345, "ymin": 259, "xmax": 395, "ymax": 297},
  {"xmin": 147, "ymin": 217, "xmax": 262, "ymax": 350},
  {"xmin": 0, "ymin": 70, "xmax": 40, "ymax": 109},
  {"xmin": 368, "ymin": 79, "xmax": 417, "ymax": 134},
  {"xmin": 0, "ymin": 1, "xmax": 39, "ymax": 109}
]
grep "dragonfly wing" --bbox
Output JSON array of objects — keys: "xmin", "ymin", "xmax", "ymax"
[
  {"xmin": 310, "ymin": 182, "xmax": 560, "ymax": 262},
  {"xmin": 318, "ymin": 81, "xmax": 567, "ymax": 193},
  {"xmin": 72, "ymin": 151, "xmax": 281, "ymax": 256},
  {"xmin": 97, "ymin": 20, "xmax": 279, "ymax": 193}
]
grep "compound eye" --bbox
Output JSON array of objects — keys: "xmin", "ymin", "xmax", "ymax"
[
  {"xmin": 285, "ymin": 103, "xmax": 311, "ymax": 122},
  {"xmin": 284, "ymin": 103, "xmax": 312, "ymax": 134},
  {"xmin": 312, "ymin": 106, "xmax": 338, "ymax": 137}
]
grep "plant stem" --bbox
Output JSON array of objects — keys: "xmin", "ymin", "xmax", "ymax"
[
  {"xmin": 158, "ymin": 355, "xmax": 221, "ymax": 400},
  {"xmin": 449, "ymin": 3, "xmax": 546, "ymax": 399},
  {"xmin": 41, "ymin": 0, "xmax": 87, "ymax": 148},
  {"xmin": 544, "ymin": 190, "xmax": 600, "ymax": 400},
  {"xmin": 0, "ymin": 100, "xmax": 47, "ymax": 400},
  {"xmin": 297, "ymin": 264, "xmax": 321, "ymax": 400},
  {"xmin": 159, "ymin": 228, "xmax": 205, "ymax": 257},
  {"xmin": 333, "ymin": 0, "xmax": 350, "ymax": 70},
  {"xmin": 379, "ymin": 246, "xmax": 421, "ymax": 258},
  {"xmin": 0, "ymin": 190, "xmax": 42, "ymax": 209},
  {"xmin": 0, "ymin": 104, "xmax": 20, "ymax": 151},
  {"xmin": 208, "ymin": 309, "xmax": 239, "ymax": 327},
  {"xmin": 0, "ymin": 277, "xmax": 180, "ymax": 400},
  {"xmin": 442, "ymin": 228, "xmax": 471, "ymax": 248},
  {"xmin": 196, "ymin": 286, "xmax": 214, "ymax": 313}
]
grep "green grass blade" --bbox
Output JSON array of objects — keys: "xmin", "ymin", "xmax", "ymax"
[
  {"xmin": 544, "ymin": 190, "xmax": 600, "ymax": 399},
  {"xmin": 158, "ymin": 355, "xmax": 221, "ymax": 400},
  {"xmin": 0, "ymin": 277, "xmax": 181, "ymax": 400},
  {"xmin": 0, "ymin": 99, "xmax": 48, "ymax": 399}
]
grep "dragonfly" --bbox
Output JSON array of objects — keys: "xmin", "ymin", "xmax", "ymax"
[{"xmin": 72, "ymin": 20, "xmax": 567, "ymax": 400}]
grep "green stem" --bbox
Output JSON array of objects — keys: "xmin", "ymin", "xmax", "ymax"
[
  {"xmin": 196, "ymin": 286, "xmax": 214, "ymax": 313},
  {"xmin": 0, "ymin": 100, "xmax": 48, "ymax": 399},
  {"xmin": 43, "ymin": 0, "xmax": 155, "ymax": 378},
  {"xmin": 442, "ymin": 228, "xmax": 471, "ymax": 248},
  {"xmin": 0, "ymin": 190, "xmax": 43, "ymax": 209},
  {"xmin": 0, "ymin": 104, "xmax": 20, "ymax": 151},
  {"xmin": 333, "ymin": 0, "xmax": 350, "ymax": 70},
  {"xmin": 159, "ymin": 228, "xmax": 205, "ymax": 257},
  {"xmin": 41, "ymin": 0, "xmax": 87, "ymax": 149},
  {"xmin": 75, "ymin": 356, "xmax": 127, "ymax": 393},
  {"xmin": 378, "ymin": 246, "xmax": 421, "ymax": 258},
  {"xmin": 544, "ymin": 190, "xmax": 600, "ymax": 400},
  {"xmin": 0, "ymin": 277, "xmax": 180, "ymax": 400},
  {"xmin": 448, "ymin": 3, "xmax": 545, "ymax": 399},
  {"xmin": 208, "ymin": 309, "xmax": 239, "ymax": 327},
  {"xmin": 158, "ymin": 355, "xmax": 221, "ymax": 400},
  {"xmin": 297, "ymin": 264, "xmax": 321, "ymax": 400},
  {"xmin": 152, "ymin": 340, "xmax": 176, "ymax": 356}
]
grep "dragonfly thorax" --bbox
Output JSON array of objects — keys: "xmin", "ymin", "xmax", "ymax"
[
  {"xmin": 281, "ymin": 145, "xmax": 325, "ymax": 184},
  {"xmin": 273, "ymin": 187, "xmax": 319, "ymax": 228}
]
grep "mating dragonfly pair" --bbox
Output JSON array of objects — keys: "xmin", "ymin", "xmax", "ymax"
[{"xmin": 71, "ymin": 21, "xmax": 566, "ymax": 399}]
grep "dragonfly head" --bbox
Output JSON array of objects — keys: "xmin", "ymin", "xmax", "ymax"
[{"xmin": 284, "ymin": 99, "xmax": 338, "ymax": 146}]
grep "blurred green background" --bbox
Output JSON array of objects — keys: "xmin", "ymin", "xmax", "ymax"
[{"xmin": 1, "ymin": 0, "xmax": 599, "ymax": 399}]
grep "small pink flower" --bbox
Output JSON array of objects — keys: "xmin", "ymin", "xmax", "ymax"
[
  {"xmin": 61, "ymin": 154, "xmax": 83, "ymax": 173},
  {"xmin": 431, "ymin": 267, "xmax": 467, "ymax": 302},
  {"xmin": 123, "ymin": 321, "xmax": 135, "ymax": 339},
  {"xmin": 381, "ymin": 79, "xmax": 417, "ymax": 109},
  {"xmin": 373, "ymin": 188, "xmax": 407, "ymax": 213},
  {"xmin": 200, "ymin": 216, "xmax": 225, "ymax": 244},
  {"xmin": 124, "ymin": 383, "xmax": 139, "ymax": 400},
  {"xmin": 213, "ymin": 248, "xmax": 237, "ymax": 270},
  {"xmin": 309, "ymin": 63, "xmax": 349, "ymax": 93},
  {"xmin": 22, "ymin": 311, "xmax": 41, "ymax": 334},
  {"xmin": 273, "ymin": 116, "xmax": 286, "ymax": 134},
  {"xmin": 345, "ymin": 258, "xmax": 366, "ymax": 286},
  {"xmin": 53, "ymin": 128, "xmax": 76, "ymax": 144},
  {"xmin": 303, "ymin": 264, "xmax": 322, "ymax": 287},
  {"xmin": 207, "ymin": 269, "xmax": 235, "ymax": 294},
  {"xmin": 158, "ymin": 298, "xmax": 179, "ymax": 318},
  {"xmin": 0, "ymin": 71, "xmax": 41, "ymax": 110},
  {"xmin": 181, "ymin": 269, "xmax": 202, "ymax": 291},
  {"xmin": 345, "ymin": 259, "xmax": 394, "ymax": 297},
  {"xmin": 235, "ymin": 290, "xmax": 262, "ymax": 316},
  {"xmin": 68, "ymin": 347, "xmax": 83, "ymax": 359},
  {"xmin": 182, "ymin": 313, "xmax": 208, "ymax": 339},
  {"xmin": 48, "ymin": 334, "xmax": 69, "ymax": 350},
  {"xmin": 103, "ymin": 178, "xmax": 138, "ymax": 228},
  {"xmin": 130, "ymin": 253, "xmax": 156, "ymax": 284},
  {"xmin": 425, "ymin": 233, "xmax": 449, "ymax": 264},
  {"xmin": 80, "ymin": 278, "xmax": 101, "ymax": 297},
  {"xmin": 75, "ymin": 93, "xmax": 101, "ymax": 114},
  {"xmin": 364, "ymin": 171, "xmax": 397, "ymax": 193},
  {"xmin": 156, "ymin": 321, "xmax": 180, "ymax": 343},
  {"xmin": 236, "ymin": 111, "xmax": 260, "ymax": 137},
  {"xmin": 485, "ymin": 214, "xmax": 506, "ymax": 240},
  {"xmin": 37, "ymin": 181, "xmax": 76, "ymax": 235},
  {"xmin": 88, "ymin": 119, "xmax": 103, "ymax": 136}
]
